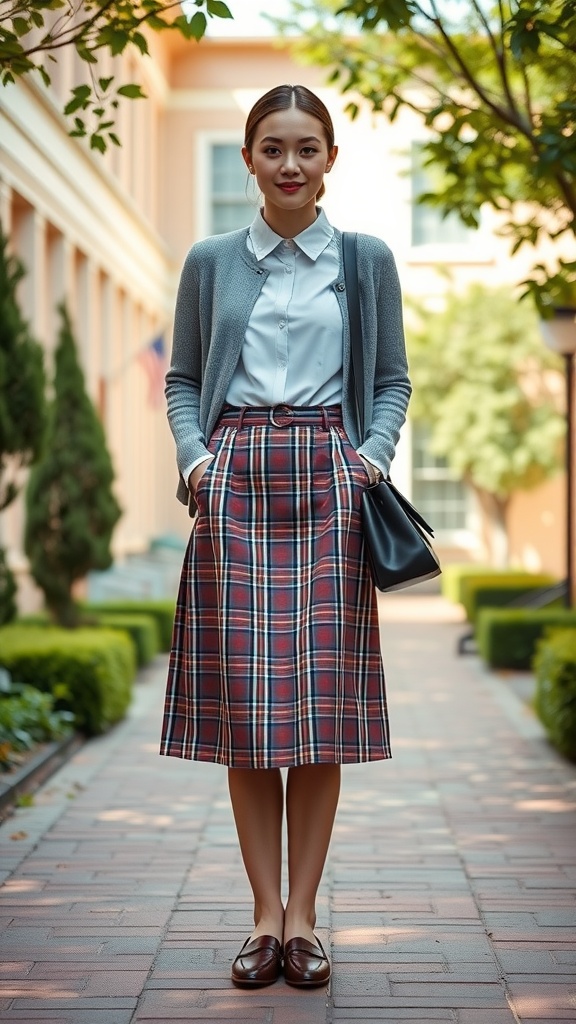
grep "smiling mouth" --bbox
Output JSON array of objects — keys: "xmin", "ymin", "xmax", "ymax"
[{"xmin": 277, "ymin": 183, "xmax": 304, "ymax": 192}]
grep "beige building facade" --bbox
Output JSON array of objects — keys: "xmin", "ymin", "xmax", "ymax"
[{"xmin": 0, "ymin": 31, "xmax": 568, "ymax": 608}]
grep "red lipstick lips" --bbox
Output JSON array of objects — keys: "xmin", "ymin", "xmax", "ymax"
[{"xmin": 278, "ymin": 183, "xmax": 304, "ymax": 193}]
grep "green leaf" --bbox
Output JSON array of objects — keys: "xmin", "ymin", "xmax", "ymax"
[
  {"xmin": 98, "ymin": 76, "xmax": 114, "ymax": 92},
  {"xmin": 30, "ymin": 10, "xmax": 45, "ymax": 28},
  {"xmin": 90, "ymin": 134, "xmax": 106, "ymax": 154},
  {"xmin": 116, "ymin": 83, "xmax": 146, "ymax": 99},
  {"xmin": 108, "ymin": 29, "xmax": 130, "ymax": 56},
  {"xmin": 63, "ymin": 85, "xmax": 91, "ymax": 115},
  {"xmin": 38, "ymin": 65, "xmax": 51, "ymax": 88},
  {"xmin": 11, "ymin": 18, "xmax": 31, "ymax": 37},
  {"xmin": 132, "ymin": 31, "xmax": 149, "ymax": 55},
  {"xmin": 180, "ymin": 11, "xmax": 208, "ymax": 40},
  {"xmin": 108, "ymin": 133, "xmax": 121, "ymax": 147},
  {"xmin": 76, "ymin": 45, "xmax": 98, "ymax": 65},
  {"xmin": 207, "ymin": 0, "xmax": 233, "ymax": 18}
]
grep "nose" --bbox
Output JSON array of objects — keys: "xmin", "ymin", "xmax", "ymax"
[{"xmin": 281, "ymin": 152, "xmax": 300, "ymax": 175}]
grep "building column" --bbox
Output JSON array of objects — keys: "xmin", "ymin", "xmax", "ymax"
[
  {"xmin": 0, "ymin": 178, "xmax": 11, "ymax": 233},
  {"xmin": 17, "ymin": 206, "xmax": 47, "ymax": 341},
  {"xmin": 45, "ymin": 230, "xmax": 74, "ymax": 368},
  {"xmin": 76, "ymin": 254, "xmax": 100, "ymax": 399}
]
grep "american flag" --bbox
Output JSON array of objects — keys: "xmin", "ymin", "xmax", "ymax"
[{"xmin": 138, "ymin": 335, "xmax": 166, "ymax": 409}]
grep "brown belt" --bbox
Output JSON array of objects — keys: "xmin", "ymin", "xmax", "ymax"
[{"xmin": 218, "ymin": 404, "xmax": 343, "ymax": 429}]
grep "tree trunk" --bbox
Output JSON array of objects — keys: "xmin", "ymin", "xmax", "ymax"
[{"xmin": 473, "ymin": 488, "xmax": 510, "ymax": 567}]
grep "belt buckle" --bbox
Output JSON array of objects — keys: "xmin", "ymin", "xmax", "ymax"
[{"xmin": 269, "ymin": 404, "xmax": 293, "ymax": 427}]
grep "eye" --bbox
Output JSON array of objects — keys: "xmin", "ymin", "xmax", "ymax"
[
  {"xmin": 263, "ymin": 146, "xmax": 281, "ymax": 156},
  {"xmin": 301, "ymin": 147, "xmax": 319, "ymax": 156}
]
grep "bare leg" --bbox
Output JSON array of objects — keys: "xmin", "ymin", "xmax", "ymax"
[
  {"xmin": 228, "ymin": 767, "xmax": 285, "ymax": 942},
  {"xmin": 284, "ymin": 764, "xmax": 341, "ymax": 943}
]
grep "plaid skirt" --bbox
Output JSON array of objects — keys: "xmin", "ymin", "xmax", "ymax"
[{"xmin": 160, "ymin": 405, "xmax": 390, "ymax": 769}]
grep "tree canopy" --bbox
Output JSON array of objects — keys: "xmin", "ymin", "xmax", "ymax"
[
  {"xmin": 277, "ymin": 0, "xmax": 576, "ymax": 311},
  {"xmin": 0, "ymin": 0, "xmax": 233, "ymax": 152},
  {"xmin": 406, "ymin": 283, "xmax": 565, "ymax": 561}
]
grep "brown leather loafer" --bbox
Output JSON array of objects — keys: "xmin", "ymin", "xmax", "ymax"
[
  {"xmin": 231, "ymin": 934, "xmax": 282, "ymax": 988},
  {"xmin": 283, "ymin": 935, "xmax": 331, "ymax": 988}
]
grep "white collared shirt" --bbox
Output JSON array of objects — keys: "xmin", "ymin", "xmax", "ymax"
[{"xmin": 225, "ymin": 207, "xmax": 343, "ymax": 408}]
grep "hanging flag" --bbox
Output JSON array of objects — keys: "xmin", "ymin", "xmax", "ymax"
[{"xmin": 138, "ymin": 335, "xmax": 166, "ymax": 409}]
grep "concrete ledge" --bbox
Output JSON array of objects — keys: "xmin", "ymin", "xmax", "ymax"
[{"xmin": 0, "ymin": 732, "xmax": 84, "ymax": 819}]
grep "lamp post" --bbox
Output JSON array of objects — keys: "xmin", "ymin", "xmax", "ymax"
[{"xmin": 540, "ymin": 307, "xmax": 576, "ymax": 609}]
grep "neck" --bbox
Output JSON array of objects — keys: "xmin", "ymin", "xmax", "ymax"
[{"xmin": 262, "ymin": 198, "xmax": 318, "ymax": 239}]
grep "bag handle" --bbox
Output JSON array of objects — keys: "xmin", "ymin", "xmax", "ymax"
[{"xmin": 341, "ymin": 232, "xmax": 365, "ymax": 442}]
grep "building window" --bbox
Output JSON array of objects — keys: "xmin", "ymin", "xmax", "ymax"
[
  {"xmin": 411, "ymin": 423, "xmax": 468, "ymax": 532},
  {"xmin": 210, "ymin": 143, "xmax": 253, "ymax": 234},
  {"xmin": 411, "ymin": 142, "xmax": 473, "ymax": 246}
]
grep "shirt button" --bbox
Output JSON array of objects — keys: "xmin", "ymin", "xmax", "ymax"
[
  {"xmin": 285, "ymin": 267, "xmax": 293, "ymax": 274},
  {"xmin": 279, "ymin": 320, "xmax": 286, "ymax": 328},
  {"xmin": 279, "ymin": 360, "xmax": 287, "ymax": 369},
  {"xmin": 336, "ymin": 282, "xmax": 346, "ymax": 292}
]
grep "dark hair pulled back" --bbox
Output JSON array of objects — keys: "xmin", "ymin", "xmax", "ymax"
[{"xmin": 244, "ymin": 85, "xmax": 335, "ymax": 201}]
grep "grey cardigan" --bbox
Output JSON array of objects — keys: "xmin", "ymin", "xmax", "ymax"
[{"xmin": 166, "ymin": 225, "xmax": 411, "ymax": 511}]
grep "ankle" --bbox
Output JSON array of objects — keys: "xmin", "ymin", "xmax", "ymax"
[
  {"xmin": 251, "ymin": 903, "xmax": 284, "ymax": 943},
  {"xmin": 283, "ymin": 904, "xmax": 317, "ymax": 942}
]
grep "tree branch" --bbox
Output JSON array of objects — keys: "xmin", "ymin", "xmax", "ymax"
[{"xmin": 428, "ymin": 0, "xmax": 533, "ymax": 138}]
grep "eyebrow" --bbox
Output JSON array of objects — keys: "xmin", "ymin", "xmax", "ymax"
[{"xmin": 259, "ymin": 136, "xmax": 322, "ymax": 144}]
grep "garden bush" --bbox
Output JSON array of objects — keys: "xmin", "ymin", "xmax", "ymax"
[
  {"xmin": 476, "ymin": 608, "xmax": 576, "ymax": 670},
  {"xmin": 534, "ymin": 629, "xmax": 576, "ymax": 761},
  {"xmin": 461, "ymin": 574, "xmax": 557, "ymax": 623},
  {"xmin": 88, "ymin": 612, "xmax": 159, "ymax": 666},
  {"xmin": 0, "ymin": 669, "xmax": 74, "ymax": 770},
  {"xmin": 0, "ymin": 626, "xmax": 135, "ymax": 734},
  {"xmin": 441, "ymin": 564, "xmax": 494, "ymax": 604},
  {"xmin": 83, "ymin": 600, "xmax": 175, "ymax": 650}
]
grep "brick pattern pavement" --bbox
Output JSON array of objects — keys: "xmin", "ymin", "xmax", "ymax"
[{"xmin": 0, "ymin": 594, "xmax": 575, "ymax": 1023}]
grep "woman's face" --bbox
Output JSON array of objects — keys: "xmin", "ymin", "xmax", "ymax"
[{"xmin": 243, "ymin": 105, "xmax": 337, "ymax": 221}]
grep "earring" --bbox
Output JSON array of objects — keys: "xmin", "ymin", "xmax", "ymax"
[{"xmin": 249, "ymin": 166, "xmax": 255, "ymax": 174}]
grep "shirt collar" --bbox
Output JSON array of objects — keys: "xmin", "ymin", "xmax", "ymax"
[{"xmin": 248, "ymin": 207, "xmax": 334, "ymax": 262}]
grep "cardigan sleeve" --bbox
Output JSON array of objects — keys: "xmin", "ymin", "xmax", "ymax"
[
  {"xmin": 165, "ymin": 247, "xmax": 213, "ymax": 489},
  {"xmin": 356, "ymin": 241, "xmax": 412, "ymax": 475}
]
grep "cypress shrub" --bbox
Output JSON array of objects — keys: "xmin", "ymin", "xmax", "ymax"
[
  {"xmin": 25, "ymin": 305, "xmax": 121, "ymax": 627},
  {"xmin": 0, "ymin": 223, "xmax": 47, "ymax": 623}
]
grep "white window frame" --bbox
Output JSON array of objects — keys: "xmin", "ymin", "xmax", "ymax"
[
  {"xmin": 195, "ymin": 131, "xmax": 254, "ymax": 240},
  {"xmin": 408, "ymin": 420, "xmax": 481, "ymax": 550}
]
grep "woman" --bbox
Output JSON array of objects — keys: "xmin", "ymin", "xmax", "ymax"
[{"xmin": 160, "ymin": 84, "xmax": 411, "ymax": 989}]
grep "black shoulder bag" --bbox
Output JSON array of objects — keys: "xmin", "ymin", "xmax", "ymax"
[{"xmin": 342, "ymin": 232, "xmax": 441, "ymax": 592}]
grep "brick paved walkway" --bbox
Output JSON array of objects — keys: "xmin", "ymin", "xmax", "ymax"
[{"xmin": 1, "ymin": 594, "xmax": 575, "ymax": 1024}]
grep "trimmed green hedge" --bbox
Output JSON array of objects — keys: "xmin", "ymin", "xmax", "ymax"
[
  {"xmin": 534, "ymin": 629, "xmax": 576, "ymax": 761},
  {"xmin": 0, "ymin": 626, "xmax": 135, "ymax": 735},
  {"xmin": 83, "ymin": 600, "xmax": 175, "ymax": 651},
  {"xmin": 89, "ymin": 612, "xmax": 159, "ymax": 666},
  {"xmin": 477, "ymin": 608, "xmax": 576, "ymax": 669},
  {"xmin": 460, "ymin": 573, "xmax": 555, "ymax": 623},
  {"xmin": 441, "ymin": 564, "xmax": 494, "ymax": 604}
]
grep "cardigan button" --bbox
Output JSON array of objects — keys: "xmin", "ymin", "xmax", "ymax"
[{"xmin": 336, "ymin": 282, "xmax": 345, "ymax": 291}]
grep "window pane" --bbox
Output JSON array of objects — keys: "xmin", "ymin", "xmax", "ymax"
[
  {"xmin": 210, "ymin": 143, "xmax": 252, "ymax": 234},
  {"xmin": 212, "ymin": 144, "xmax": 246, "ymax": 196},
  {"xmin": 412, "ymin": 424, "xmax": 468, "ymax": 531},
  {"xmin": 212, "ymin": 202, "xmax": 253, "ymax": 234}
]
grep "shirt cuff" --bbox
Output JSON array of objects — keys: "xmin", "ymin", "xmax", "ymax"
[
  {"xmin": 356, "ymin": 449, "xmax": 385, "ymax": 483},
  {"xmin": 183, "ymin": 454, "xmax": 214, "ymax": 489}
]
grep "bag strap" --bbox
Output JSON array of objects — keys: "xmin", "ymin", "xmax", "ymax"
[{"xmin": 342, "ymin": 232, "xmax": 365, "ymax": 442}]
